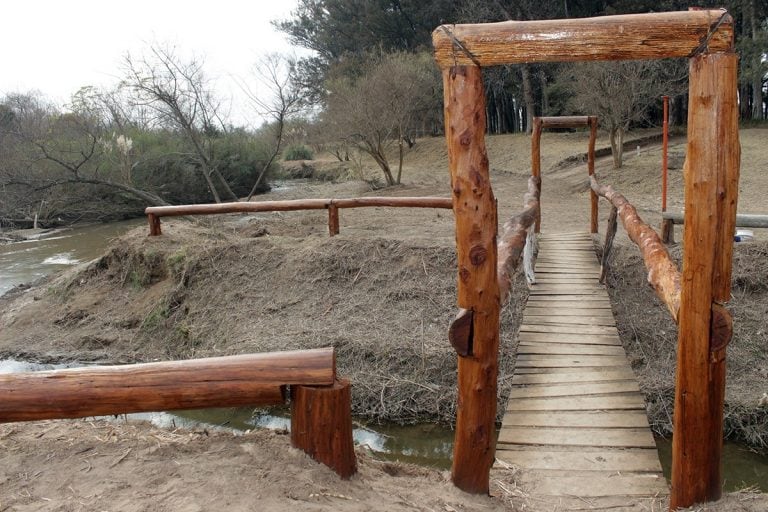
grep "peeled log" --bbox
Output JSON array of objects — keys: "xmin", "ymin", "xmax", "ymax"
[
  {"xmin": 590, "ymin": 176, "xmax": 681, "ymax": 321},
  {"xmin": 433, "ymin": 10, "xmax": 733, "ymax": 68},
  {"xmin": 0, "ymin": 349, "xmax": 335, "ymax": 423},
  {"xmin": 291, "ymin": 380, "xmax": 356, "ymax": 479},
  {"xmin": 498, "ymin": 176, "xmax": 540, "ymax": 303}
]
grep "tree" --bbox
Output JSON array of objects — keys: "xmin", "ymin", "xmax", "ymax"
[
  {"xmin": 238, "ymin": 54, "xmax": 305, "ymax": 201},
  {"xmin": 562, "ymin": 60, "xmax": 686, "ymax": 168},
  {"xmin": 123, "ymin": 45, "xmax": 238, "ymax": 203},
  {"xmin": 0, "ymin": 93, "xmax": 169, "ymax": 223},
  {"xmin": 322, "ymin": 51, "xmax": 439, "ymax": 186}
]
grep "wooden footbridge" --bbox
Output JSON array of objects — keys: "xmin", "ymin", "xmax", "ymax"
[{"xmin": 495, "ymin": 232, "xmax": 668, "ymax": 505}]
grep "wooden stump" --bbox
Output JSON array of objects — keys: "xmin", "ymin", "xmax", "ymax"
[{"xmin": 291, "ymin": 379, "xmax": 356, "ymax": 479}]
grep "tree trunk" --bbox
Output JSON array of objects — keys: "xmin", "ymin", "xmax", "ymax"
[
  {"xmin": 521, "ymin": 65, "xmax": 536, "ymax": 134},
  {"xmin": 609, "ymin": 126, "xmax": 624, "ymax": 169},
  {"xmin": 201, "ymin": 168, "xmax": 222, "ymax": 203},
  {"xmin": 212, "ymin": 167, "xmax": 239, "ymax": 201}
]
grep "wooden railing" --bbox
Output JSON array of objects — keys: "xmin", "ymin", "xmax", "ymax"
[
  {"xmin": 145, "ymin": 197, "xmax": 453, "ymax": 236},
  {"xmin": 661, "ymin": 211, "xmax": 768, "ymax": 244},
  {"xmin": 0, "ymin": 348, "xmax": 356, "ymax": 478}
]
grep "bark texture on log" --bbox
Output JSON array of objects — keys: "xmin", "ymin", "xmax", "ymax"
[
  {"xmin": 148, "ymin": 213, "xmax": 162, "ymax": 236},
  {"xmin": 0, "ymin": 347, "xmax": 339, "ymax": 422},
  {"xmin": 498, "ymin": 176, "xmax": 540, "ymax": 303},
  {"xmin": 443, "ymin": 65, "xmax": 499, "ymax": 494},
  {"xmin": 291, "ymin": 380, "xmax": 357, "ymax": 479},
  {"xmin": 590, "ymin": 176, "xmax": 681, "ymax": 321},
  {"xmin": 433, "ymin": 10, "xmax": 733, "ymax": 68},
  {"xmin": 671, "ymin": 51, "xmax": 739, "ymax": 510}
]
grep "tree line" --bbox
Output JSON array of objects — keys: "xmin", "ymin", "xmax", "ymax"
[{"xmin": 1, "ymin": 2, "xmax": 766, "ymax": 225}]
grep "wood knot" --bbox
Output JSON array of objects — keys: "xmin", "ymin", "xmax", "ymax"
[
  {"xmin": 459, "ymin": 267, "xmax": 471, "ymax": 282},
  {"xmin": 469, "ymin": 246, "xmax": 487, "ymax": 266},
  {"xmin": 459, "ymin": 130, "xmax": 472, "ymax": 146}
]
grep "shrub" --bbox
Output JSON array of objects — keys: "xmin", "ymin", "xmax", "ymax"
[{"xmin": 284, "ymin": 144, "xmax": 314, "ymax": 161}]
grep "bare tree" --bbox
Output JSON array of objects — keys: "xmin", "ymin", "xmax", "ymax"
[
  {"xmin": 123, "ymin": 45, "xmax": 238, "ymax": 202},
  {"xmin": 238, "ymin": 54, "xmax": 305, "ymax": 201},
  {"xmin": 0, "ymin": 93, "xmax": 168, "ymax": 215},
  {"xmin": 563, "ymin": 60, "xmax": 685, "ymax": 168},
  {"xmin": 322, "ymin": 51, "xmax": 438, "ymax": 186}
]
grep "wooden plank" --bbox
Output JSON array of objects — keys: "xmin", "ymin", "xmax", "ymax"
[
  {"xmin": 516, "ymin": 356, "xmax": 629, "ymax": 368},
  {"xmin": 524, "ymin": 307, "xmax": 613, "ymax": 316},
  {"xmin": 506, "ymin": 394, "xmax": 645, "ymax": 411},
  {"xmin": 518, "ymin": 342, "xmax": 625, "ymax": 356},
  {"xmin": 529, "ymin": 289, "xmax": 606, "ymax": 297},
  {"xmin": 524, "ymin": 299, "xmax": 611, "ymax": 308},
  {"xmin": 514, "ymin": 366, "xmax": 631, "ymax": 374},
  {"xmin": 520, "ymin": 324, "xmax": 616, "ymax": 335},
  {"xmin": 497, "ymin": 427, "xmax": 656, "ymax": 448},
  {"xmin": 501, "ymin": 410, "xmax": 651, "ymax": 429},
  {"xmin": 512, "ymin": 369, "xmax": 635, "ymax": 385},
  {"xmin": 520, "ymin": 473, "xmax": 668, "ymax": 497},
  {"xmin": 507, "ymin": 381, "xmax": 639, "ymax": 398},
  {"xmin": 495, "ymin": 447, "xmax": 662, "ymax": 472},
  {"xmin": 523, "ymin": 315, "xmax": 616, "ymax": 326},
  {"xmin": 518, "ymin": 332, "xmax": 621, "ymax": 346}
]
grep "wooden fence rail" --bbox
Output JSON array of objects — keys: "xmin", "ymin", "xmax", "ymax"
[
  {"xmin": 661, "ymin": 211, "xmax": 768, "ymax": 244},
  {"xmin": 590, "ymin": 176, "xmax": 682, "ymax": 321},
  {"xmin": 145, "ymin": 197, "xmax": 453, "ymax": 236},
  {"xmin": 0, "ymin": 347, "xmax": 356, "ymax": 478}
]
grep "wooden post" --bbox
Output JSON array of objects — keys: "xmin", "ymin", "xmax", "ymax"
[
  {"xmin": 148, "ymin": 213, "xmax": 161, "ymax": 236},
  {"xmin": 599, "ymin": 205, "xmax": 618, "ymax": 284},
  {"xmin": 531, "ymin": 117, "xmax": 543, "ymax": 233},
  {"xmin": 670, "ymin": 51, "xmax": 739, "ymax": 510},
  {"xmin": 443, "ymin": 65, "xmax": 500, "ymax": 495},
  {"xmin": 328, "ymin": 203, "xmax": 340, "ymax": 236},
  {"xmin": 291, "ymin": 379, "xmax": 356, "ymax": 479},
  {"xmin": 588, "ymin": 116, "xmax": 598, "ymax": 233}
]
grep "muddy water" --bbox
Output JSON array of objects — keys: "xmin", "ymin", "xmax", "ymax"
[{"xmin": 0, "ymin": 219, "xmax": 143, "ymax": 297}]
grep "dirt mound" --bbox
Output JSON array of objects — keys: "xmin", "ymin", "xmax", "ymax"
[
  {"xmin": 603, "ymin": 239, "xmax": 768, "ymax": 449},
  {"xmin": 0, "ymin": 219, "xmax": 527, "ymax": 425}
]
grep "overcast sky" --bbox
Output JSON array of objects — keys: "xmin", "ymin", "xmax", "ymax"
[{"xmin": 0, "ymin": 0, "xmax": 305, "ymax": 126}]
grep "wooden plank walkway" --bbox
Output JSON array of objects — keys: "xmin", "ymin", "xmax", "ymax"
[{"xmin": 493, "ymin": 232, "xmax": 668, "ymax": 509}]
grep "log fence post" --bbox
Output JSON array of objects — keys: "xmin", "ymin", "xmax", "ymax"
[
  {"xmin": 443, "ymin": 65, "xmax": 500, "ymax": 495},
  {"xmin": 291, "ymin": 379, "xmax": 356, "ymax": 479},
  {"xmin": 599, "ymin": 205, "xmax": 618, "ymax": 284},
  {"xmin": 670, "ymin": 51, "xmax": 739, "ymax": 510},
  {"xmin": 531, "ymin": 117, "xmax": 543, "ymax": 233},
  {"xmin": 148, "ymin": 213, "xmax": 161, "ymax": 236},
  {"xmin": 588, "ymin": 116, "xmax": 599, "ymax": 233},
  {"xmin": 328, "ymin": 202, "xmax": 340, "ymax": 236}
]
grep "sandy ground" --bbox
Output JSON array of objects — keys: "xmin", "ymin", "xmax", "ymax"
[{"xmin": 1, "ymin": 128, "xmax": 767, "ymax": 511}]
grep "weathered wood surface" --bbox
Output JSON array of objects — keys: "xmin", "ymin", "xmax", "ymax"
[
  {"xmin": 498, "ymin": 175, "xmax": 540, "ymax": 301},
  {"xmin": 671, "ymin": 52, "xmax": 739, "ymax": 509},
  {"xmin": 443, "ymin": 65, "xmax": 499, "ymax": 494},
  {"xmin": 291, "ymin": 379, "xmax": 356, "ymax": 479},
  {"xmin": 0, "ymin": 348, "xmax": 337, "ymax": 422},
  {"xmin": 145, "ymin": 196, "xmax": 452, "ymax": 217},
  {"xmin": 495, "ymin": 232, "xmax": 667, "ymax": 502},
  {"xmin": 538, "ymin": 116, "xmax": 591, "ymax": 128},
  {"xmin": 600, "ymin": 205, "xmax": 618, "ymax": 283},
  {"xmin": 432, "ymin": 10, "xmax": 733, "ymax": 67},
  {"xmin": 663, "ymin": 211, "xmax": 768, "ymax": 228},
  {"xmin": 591, "ymin": 175, "xmax": 682, "ymax": 321}
]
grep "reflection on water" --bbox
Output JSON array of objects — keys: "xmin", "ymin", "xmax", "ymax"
[{"xmin": 0, "ymin": 219, "xmax": 143, "ymax": 297}]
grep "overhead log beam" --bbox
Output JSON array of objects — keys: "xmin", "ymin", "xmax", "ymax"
[
  {"xmin": 433, "ymin": 10, "xmax": 733, "ymax": 68},
  {"xmin": 590, "ymin": 176, "xmax": 681, "ymax": 321}
]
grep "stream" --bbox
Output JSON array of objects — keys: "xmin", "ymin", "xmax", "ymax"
[{"xmin": 2, "ymin": 221, "xmax": 768, "ymax": 487}]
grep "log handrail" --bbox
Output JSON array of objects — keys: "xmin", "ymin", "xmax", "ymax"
[
  {"xmin": 432, "ymin": 10, "xmax": 733, "ymax": 68},
  {"xmin": 662, "ymin": 211, "xmax": 768, "ymax": 228},
  {"xmin": 145, "ymin": 196, "xmax": 453, "ymax": 236},
  {"xmin": 590, "ymin": 175, "xmax": 681, "ymax": 321},
  {"xmin": 0, "ymin": 348, "xmax": 335, "ymax": 423}
]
